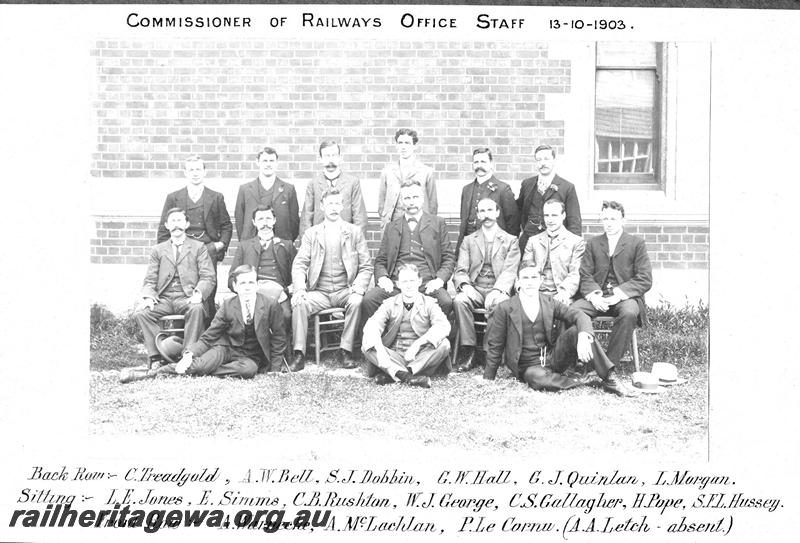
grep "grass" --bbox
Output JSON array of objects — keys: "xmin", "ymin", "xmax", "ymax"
[{"xmin": 89, "ymin": 302, "xmax": 708, "ymax": 460}]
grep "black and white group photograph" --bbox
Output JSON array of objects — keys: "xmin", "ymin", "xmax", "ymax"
[{"xmin": 86, "ymin": 36, "xmax": 709, "ymax": 461}]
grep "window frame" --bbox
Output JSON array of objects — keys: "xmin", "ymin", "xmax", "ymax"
[{"xmin": 593, "ymin": 42, "xmax": 666, "ymax": 191}]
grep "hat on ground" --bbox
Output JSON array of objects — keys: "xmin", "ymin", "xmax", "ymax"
[
  {"xmin": 651, "ymin": 362, "xmax": 688, "ymax": 386},
  {"xmin": 631, "ymin": 371, "xmax": 664, "ymax": 394},
  {"xmin": 155, "ymin": 333, "xmax": 183, "ymax": 364}
]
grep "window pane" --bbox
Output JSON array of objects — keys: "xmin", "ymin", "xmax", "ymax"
[
  {"xmin": 597, "ymin": 42, "xmax": 656, "ymax": 68},
  {"xmin": 595, "ymin": 70, "xmax": 655, "ymax": 177}
]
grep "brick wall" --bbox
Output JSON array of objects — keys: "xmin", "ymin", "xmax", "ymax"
[
  {"xmin": 91, "ymin": 215, "xmax": 708, "ymax": 271},
  {"xmin": 91, "ymin": 39, "xmax": 568, "ymax": 180}
]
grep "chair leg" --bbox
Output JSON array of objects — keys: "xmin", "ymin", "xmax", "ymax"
[
  {"xmin": 452, "ymin": 329, "xmax": 460, "ymax": 364},
  {"xmin": 314, "ymin": 316, "xmax": 321, "ymax": 366},
  {"xmin": 631, "ymin": 329, "xmax": 640, "ymax": 372}
]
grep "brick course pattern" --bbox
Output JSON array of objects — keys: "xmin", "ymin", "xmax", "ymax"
[
  {"xmin": 91, "ymin": 40, "xmax": 568, "ymax": 179},
  {"xmin": 91, "ymin": 216, "xmax": 709, "ymax": 271}
]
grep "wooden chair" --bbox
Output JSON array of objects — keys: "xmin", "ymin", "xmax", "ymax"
[
  {"xmin": 592, "ymin": 316, "xmax": 641, "ymax": 372},
  {"xmin": 452, "ymin": 308, "xmax": 489, "ymax": 364},
  {"xmin": 309, "ymin": 308, "xmax": 346, "ymax": 365}
]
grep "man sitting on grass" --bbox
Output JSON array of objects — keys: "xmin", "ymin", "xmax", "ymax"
[
  {"xmin": 120, "ymin": 265, "xmax": 287, "ymax": 383},
  {"xmin": 483, "ymin": 263, "xmax": 637, "ymax": 396},
  {"xmin": 361, "ymin": 264, "xmax": 451, "ymax": 388}
]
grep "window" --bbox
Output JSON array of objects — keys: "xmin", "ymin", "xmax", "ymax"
[{"xmin": 594, "ymin": 42, "xmax": 664, "ymax": 190}]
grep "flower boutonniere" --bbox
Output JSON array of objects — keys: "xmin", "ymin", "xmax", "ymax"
[
  {"xmin": 487, "ymin": 182, "xmax": 498, "ymax": 192},
  {"xmin": 278, "ymin": 185, "xmax": 285, "ymax": 193},
  {"xmin": 550, "ymin": 184, "xmax": 558, "ymax": 192},
  {"xmin": 274, "ymin": 237, "xmax": 282, "ymax": 244},
  {"xmin": 342, "ymin": 230, "xmax": 352, "ymax": 242}
]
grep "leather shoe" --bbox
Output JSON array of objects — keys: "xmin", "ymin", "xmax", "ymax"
[
  {"xmin": 285, "ymin": 351, "xmax": 305, "ymax": 372},
  {"xmin": 602, "ymin": 374, "xmax": 639, "ymax": 397},
  {"xmin": 395, "ymin": 370, "xmax": 411, "ymax": 382},
  {"xmin": 120, "ymin": 367, "xmax": 156, "ymax": 384},
  {"xmin": 334, "ymin": 349, "xmax": 359, "ymax": 369},
  {"xmin": 374, "ymin": 373, "xmax": 395, "ymax": 385},
  {"xmin": 408, "ymin": 375, "xmax": 431, "ymax": 389},
  {"xmin": 455, "ymin": 347, "xmax": 477, "ymax": 373}
]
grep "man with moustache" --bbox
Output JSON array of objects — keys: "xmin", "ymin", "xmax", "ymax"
[
  {"xmin": 458, "ymin": 147, "xmax": 519, "ymax": 249},
  {"xmin": 228, "ymin": 205, "xmax": 295, "ymax": 344},
  {"xmin": 131, "ymin": 208, "xmax": 216, "ymax": 369},
  {"xmin": 484, "ymin": 264, "xmax": 636, "ymax": 396},
  {"xmin": 157, "ymin": 155, "xmax": 232, "ymax": 319},
  {"xmin": 522, "ymin": 199, "xmax": 585, "ymax": 304},
  {"xmin": 235, "ymin": 147, "xmax": 300, "ymax": 242},
  {"xmin": 517, "ymin": 144, "xmax": 582, "ymax": 251},
  {"xmin": 378, "ymin": 128, "xmax": 437, "ymax": 229},
  {"xmin": 452, "ymin": 198, "xmax": 520, "ymax": 372},
  {"xmin": 120, "ymin": 265, "xmax": 287, "ymax": 382},
  {"xmin": 362, "ymin": 264, "xmax": 451, "ymax": 388},
  {"xmin": 570, "ymin": 200, "xmax": 652, "ymax": 368},
  {"xmin": 299, "ymin": 140, "xmax": 367, "ymax": 238},
  {"xmin": 361, "ymin": 180, "xmax": 455, "ymax": 320},
  {"xmin": 290, "ymin": 189, "xmax": 373, "ymax": 370}
]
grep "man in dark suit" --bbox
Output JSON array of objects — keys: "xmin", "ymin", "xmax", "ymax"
[
  {"xmin": 120, "ymin": 265, "xmax": 287, "ymax": 383},
  {"xmin": 517, "ymin": 144, "xmax": 582, "ymax": 250},
  {"xmin": 235, "ymin": 147, "xmax": 300, "ymax": 242},
  {"xmin": 484, "ymin": 264, "xmax": 636, "ymax": 396},
  {"xmin": 132, "ymin": 208, "xmax": 216, "ymax": 369},
  {"xmin": 458, "ymin": 147, "xmax": 518, "ymax": 249},
  {"xmin": 361, "ymin": 180, "xmax": 456, "ymax": 320},
  {"xmin": 228, "ymin": 205, "xmax": 295, "ymax": 341},
  {"xmin": 299, "ymin": 140, "xmax": 368, "ymax": 238},
  {"xmin": 570, "ymin": 200, "xmax": 653, "ymax": 366},
  {"xmin": 157, "ymin": 155, "xmax": 232, "ymax": 319}
]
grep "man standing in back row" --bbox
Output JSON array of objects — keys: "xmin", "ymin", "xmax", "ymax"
[
  {"xmin": 517, "ymin": 144, "xmax": 582, "ymax": 251},
  {"xmin": 300, "ymin": 140, "xmax": 368, "ymax": 238},
  {"xmin": 235, "ymin": 147, "xmax": 300, "ymax": 243}
]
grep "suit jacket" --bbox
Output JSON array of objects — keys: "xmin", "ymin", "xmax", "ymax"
[
  {"xmin": 522, "ymin": 228, "xmax": 586, "ymax": 300},
  {"xmin": 458, "ymin": 176, "xmax": 519, "ymax": 245},
  {"xmin": 292, "ymin": 221, "xmax": 373, "ymax": 293},
  {"xmin": 374, "ymin": 212, "xmax": 455, "ymax": 282},
  {"xmin": 156, "ymin": 186, "xmax": 233, "ymax": 263},
  {"xmin": 234, "ymin": 177, "xmax": 300, "ymax": 242},
  {"xmin": 484, "ymin": 293, "xmax": 592, "ymax": 380},
  {"xmin": 362, "ymin": 293, "xmax": 451, "ymax": 355},
  {"xmin": 299, "ymin": 172, "xmax": 368, "ymax": 238},
  {"xmin": 579, "ymin": 231, "xmax": 653, "ymax": 325},
  {"xmin": 140, "ymin": 238, "xmax": 216, "ymax": 300},
  {"xmin": 378, "ymin": 160, "xmax": 437, "ymax": 228},
  {"xmin": 453, "ymin": 228, "xmax": 520, "ymax": 296},
  {"xmin": 186, "ymin": 292, "xmax": 287, "ymax": 370},
  {"xmin": 228, "ymin": 236, "xmax": 296, "ymax": 292},
  {"xmin": 517, "ymin": 174, "xmax": 582, "ymax": 236}
]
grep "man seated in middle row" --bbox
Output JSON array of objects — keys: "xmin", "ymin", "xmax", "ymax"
[
  {"xmin": 290, "ymin": 189, "xmax": 373, "ymax": 370},
  {"xmin": 521, "ymin": 198, "xmax": 585, "ymax": 304},
  {"xmin": 452, "ymin": 197, "xmax": 520, "ymax": 373},
  {"xmin": 362, "ymin": 264, "xmax": 451, "ymax": 389}
]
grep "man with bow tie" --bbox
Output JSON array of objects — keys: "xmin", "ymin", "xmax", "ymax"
[
  {"xmin": 131, "ymin": 208, "xmax": 216, "ymax": 369},
  {"xmin": 570, "ymin": 200, "xmax": 652, "ymax": 368},
  {"xmin": 228, "ymin": 205, "xmax": 295, "ymax": 348},
  {"xmin": 522, "ymin": 199, "xmax": 585, "ymax": 305},
  {"xmin": 452, "ymin": 197, "xmax": 520, "ymax": 372},
  {"xmin": 299, "ymin": 140, "xmax": 367, "ymax": 239},
  {"xmin": 361, "ymin": 180, "xmax": 456, "ymax": 322},
  {"xmin": 157, "ymin": 155, "xmax": 232, "ymax": 319},
  {"xmin": 362, "ymin": 264, "xmax": 451, "ymax": 388},
  {"xmin": 457, "ymin": 147, "xmax": 518, "ymax": 250},
  {"xmin": 121, "ymin": 265, "xmax": 287, "ymax": 382},
  {"xmin": 290, "ymin": 189, "xmax": 373, "ymax": 370},
  {"xmin": 517, "ymin": 144, "xmax": 582, "ymax": 251}
]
